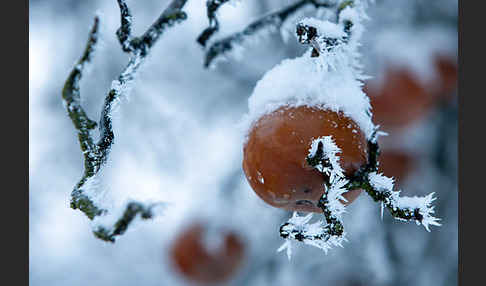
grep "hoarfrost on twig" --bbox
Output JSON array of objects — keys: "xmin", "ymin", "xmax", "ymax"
[{"xmin": 62, "ymin": 0, "xmax": 188, "ymax": 242}]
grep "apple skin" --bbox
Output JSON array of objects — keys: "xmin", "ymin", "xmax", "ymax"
[{"xmin": 243, "ymin": 106, "xmax": 368, "ymax": 213}]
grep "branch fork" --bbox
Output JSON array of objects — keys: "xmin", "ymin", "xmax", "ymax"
[
  {"xmin": 278, "ymin": 129, "xmax": 441, "ymax": 257},
  {"xmin": 62, "ymin": 0, "xmax": 188, "ymax": 242}
]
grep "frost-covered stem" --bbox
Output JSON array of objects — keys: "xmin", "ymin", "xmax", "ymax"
[
  {"xmin": 306, "ymin": 140, "xmax": 345, "ymax": 236},
  {"xmin": 62, "ymin": 16, "xmax": 99, "ymax": 155},
  {"xmin": 116, "ymin": 0, "xmax": 188, "ymax": 55},
  {"xmin": 280, "ymin": 221, "xmax": 329, "ymax": 241},
  {"xmin": 93, "ymin": 202, "xmax": 155, "ymax": 242},
  {"xmin": 347, "ymin": 178, "xmax": 427, "ymax": 225},
  {"xmin": 97, "ymin": 54, "xmax": 143, "ymax": 167},
  {"xmin": 296, "ymin": 1, "xmax": 355, "ymax": 57},
  {"xmin": 62, "ymin": 16, "xmax": 104, "ymax": 219},
  {"xmin": 317, "ymin": 192, "xmax": 344, "ymax": 236},
  {"xmin": 116, "ymin": 0, "xmax": 133, "ymax": 52},
  {"xmin": 63, "ymin": 0, "xmax": 188, "ymax": 242},
  {"xmin": 197, "ymin": 0, "xmax": 232, "ymax": 47},
  {"xmin": 203, "ymin": 0, "xmax": 335, "ymax": 68},
  {"xmin": 279, "ymin": 137, "xmax": 347, "ymax": 254},
  {"xmin": 345, "ymin": 131, "xmax": 440, "ymax": 230}
]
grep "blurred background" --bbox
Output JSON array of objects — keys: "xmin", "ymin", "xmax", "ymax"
[{"xmin": 29, "ymin": 0, "xmax": 457, "ymax": 285}]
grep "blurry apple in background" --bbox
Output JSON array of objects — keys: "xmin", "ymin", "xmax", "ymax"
[
  {"xmin": 434, "ymin": 55, "xmax": 458, "ymax": 102},
  {"xmin": 365, "ymin": 54, "xmax": 457, "ymax": 131},
  {"xmin": 170, "ymin": 222, "xmax": 245, "ymax": 285}
]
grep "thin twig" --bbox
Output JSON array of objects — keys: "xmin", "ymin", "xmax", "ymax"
[
  {"xmin": 202, "ymin": 0, "xmax": 335, "ymax": 68},
  {"xmin": 62, "ymin": 16, "xmax": 104, "ymax": 219},
  {"xmin": 116, "ymin": 0, "xmax": 188, "ymax": 55},
  {"xmin": 197, "ymin": 0, "xmax": 232, "ymax": 47},
  {"xmin": 93, "ymin": 202, "xmax": 158, "ymax": 242},
  {"xmin": 116, "ymin": 0, "xmax": 133, "ymax": 52},
  {"xmin": 345, "ymin": 130, "xmax": 440, "ymax": 229},
  {"xmin": 62, "ymin": 0, "xmax": 188, "ymax": 242}
]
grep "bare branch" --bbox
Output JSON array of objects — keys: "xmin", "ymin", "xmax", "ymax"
[
  {"xmin": 63, "ymin": 0, "xmax": 188, "ymax": 242},
  {"xmin": 116, "ymin": 0, "xmax": 188, "ymax": 55},
  {"xmin": 62, "ymin": 16, "xmax": 99, "ymax": 154},
  {"xmin": 62, "ymin": 16, "xmax": 104, "ymax": 219},
  {"xmin": 93, "ymin": 202, "xmax": 158, "ymax": 242},
  {"xmin": 197, "ymin": 0, "xmax": 232, "ymax": 47},
  {"xmin": 116, "ymin": 0, "xmax": 133, "ymax": 52},
  {"xmin": 202, "ymin": 0, "xmax": 335, "ymax": 68},
  {"xmin": 133, "ymin": 0, "xmax": 188, "ymax": 55}
]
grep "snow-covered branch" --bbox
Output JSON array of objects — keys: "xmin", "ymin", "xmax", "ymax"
[
  {"xmin": 93, "ymin": 202, "xmax": 158, "ymax": 242},
  {"xmin": 116, "ymin": 0, "xmax": 187, "ymax": 55},
  {"xmin": 62, "ymin": 16, "xmax": 104, "ymax": 220},
  {"xmin": 115, "ymin": 0, "xmax": 133, "ymax": 52},
  {"xmin": 278, "ymin": 212, "xmax": 346, "ymax": 259},
  {"xmin": 342, "ymin": 129, "xmax": 441, "ymax": 231},
  {"xmin": 279, "ymin": 136, "xmax": 348, "ymax": 257},
  {"xmin": 202, "ymin": 0, "xmax": 336, "ymax": 68},
  {"xmin": 279, "ymin": 128, "xmax": 440, "ymax": 257},
  {"xmin": 296, "ymin": 1, "xmax": 360, "ymax": 57},
  {"xmin": 62, "ymin": 0, "xmax": 188, "ymax": 242}
]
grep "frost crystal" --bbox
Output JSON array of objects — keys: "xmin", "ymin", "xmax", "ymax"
[
  {"xmin": 243, "ymin": 4, "xmax": 374, "ymax": 141},
  {"xmin": 278, "ymin": 212, "xmax": 347, "ymax": 259},
  {"xmin": 368, "ymin": 172, "xmax": 441, "ymax": 232},
  {"xmin": 279, "ymin": 136, "xmax": 350, "ymax": 258},
  {"xmin": 299, "ymin": 17, "xmax": 347, "ymax": 39},
  {"xmin": 308, "ymin": 136, "xmax": 345, "ymax": 181},
  {"xmin": 368, "ymin": 171, "xmax": 395, "ymax": 191}
]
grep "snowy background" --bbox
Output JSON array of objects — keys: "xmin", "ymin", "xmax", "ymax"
[{"xmin": 29, "ymin": 0, "xmax": 457, "ymax": 285}]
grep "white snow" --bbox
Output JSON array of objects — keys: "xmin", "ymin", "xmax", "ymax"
[
  {"xmin": 241, "ymin": 50, "xmax": 374, "ymax": 140},
  {"xmin": 308, "ymin": 136, "xmax": 345, "ymax": 181},
  {"xmin": 368, "ymin": 172, "xmax": 441, "ymax": 231},
  {"xmin": 299, "ymin": 17, "xmax": 347, "ymax": 38},
  {"xmin": 278, "ymin": 135, "xmax": 352, "ymax": 257},
  {"xmin": 368, "ymin": 171, "xmax": 395, "ymax": 191},
  {"xmin": 242, "ymin": 10, "xmax": 375, "ymax": 141}
]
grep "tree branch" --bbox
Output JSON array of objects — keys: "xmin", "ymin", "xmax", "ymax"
[
  {"xmin": 345, "ymin": 130, "xmax": 441, "ymax": 231},
  {"xmin": 202, "ymin": 0, "xmax": 335, "ymax": 68},
  {"xmin": 116, "ymin": 0, "xmax": 133, "ymax": 52},
  {"xmin": 197, "ymin": 0, "xmax": 233, "ymax": 47},
  {"xmin": 279, "ymin": 136, "xmax": 348, "ymax": 256},
  {"xmin": 279, "ymin": 126, "xmax": 440, "ymax": 256},
  {"xmin": 116, "ymin": 0, "xmax": 188, "ymax": 55},
  {"xmin": 62, "ymin": 0, "xmax": 188, "ymax": 242},
  {"xmin": 93, "ymin": 202, "xmax": 157, "ymax": 242}
]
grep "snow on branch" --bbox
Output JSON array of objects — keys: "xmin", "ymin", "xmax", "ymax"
[
  {"xmin": 278, "ymin": 212, "xmax": 346, "ymax": 260},
  {"xmin": 93, "ymin": 202, "xmax": 158, "ymax": 242},
  {"xmin": 279, "ymin": 136, "xmax": 348, "ymax": 258},
  {"xmin": 115, "ymin": 0, "xmax": 133, "ymax": 52},
  {"xmin": 367, "ymin": 173, "xmax": 441, "ymax": 231},
  {"xmin": 62, "ymin": 0, "xmax": 188, "ymax": 242},
  {"xmin": 202, "ymin": 0, "xmax": 336, "ymax": 68},
  {"xmin": 279, "ymin": 128, "xmax": 441, "ymax": 257},
  {"xmin": 345, "ymin": 130, "xmax": 441, "ymax": 232},
  {"xmin": 295, "ymin": 0, "xmax": 365, "ymax": 59},
  {"xmin": 116, "ymin": 0, "xmax": 188, "ymax": 55}
]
